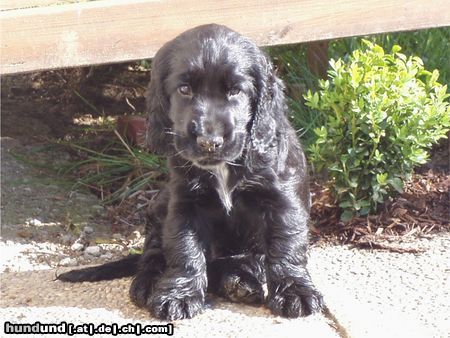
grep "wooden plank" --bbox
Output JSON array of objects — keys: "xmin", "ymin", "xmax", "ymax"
[
  {"xmin": 2, "ymin": 0, "xmax": 449, "ymax": 74},
  {"xmin": 0, "ymin": 1, "xmax": 83, "ymax": 11}
]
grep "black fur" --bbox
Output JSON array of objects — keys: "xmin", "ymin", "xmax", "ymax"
[{"xmin": 58, "ymin": 24, "xmax": 323, "ymax": 320}]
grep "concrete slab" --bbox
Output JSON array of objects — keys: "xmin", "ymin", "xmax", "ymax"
[
  {"xmin": 308, "ymin": 234, "xmax": 450, "ymax": 338},
  {"xmin": 2, "ymin": 234, "xmax": 449, "ymax": 337}
]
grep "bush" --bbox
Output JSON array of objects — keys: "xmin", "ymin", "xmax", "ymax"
[
  {"xmin": 328, "ymin": 27, "xmax": 450, "ymax": 87},
  {"xmin": 305, "ymin": 41, "xmax": 450, "ymax": 220}
]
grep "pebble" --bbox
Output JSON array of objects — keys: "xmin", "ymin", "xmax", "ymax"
[
  {"xmin": 27, "ymin": 219, "xmax": 43, "ymax": 226},
  {"xmin": 130, "ymin": 230, "xmax": 142, "ymax": 240},
  {"xmin": 60, "ymin": 234, "xmax": 73, "ymax": 244},
  {"xmin": 91, "ymin": 205, "xmax": 104, "ymax": 213},
  {"xmin": 100, "ymin": 252, "xmax": 113, "ymax": 260},
  {"xmin": 70, "ymin": 242, "xmax": 84, "ymax": 251},
  {"xmin": 83, "ymin": 226, "xmax": 94, "ymax": 234},
  {"xmin": 85, "ymin": 246, "xmax": 102, "ymax": 257},
  {"xmin": 59, "ymin": 257, "xmax": 78, "ymax": 267}
]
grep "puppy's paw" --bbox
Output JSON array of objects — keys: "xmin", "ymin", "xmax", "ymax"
[
  {"xmin": 221, "ymin": 272, "xmax": 265, "ymax": 304},
  {"xmin": 149, "ymin": 290, "xmax": 204, "ymax": 320},
  {"xmin": 268, "ymin": 279, "xmax": 323, "ymax": 318}
]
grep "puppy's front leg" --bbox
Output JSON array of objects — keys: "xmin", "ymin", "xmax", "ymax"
[
  {"xmin": 265, "ymin": 206, "xmax": 324, "ymax": 318},
  {"xmin": 148, "ymin": 201, "xmax": 207, "ymax": 320}
]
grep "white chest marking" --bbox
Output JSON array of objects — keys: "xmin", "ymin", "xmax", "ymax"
[{"xmin": 212, "ymin": 164, "xmax": 233, "ymax": 213}]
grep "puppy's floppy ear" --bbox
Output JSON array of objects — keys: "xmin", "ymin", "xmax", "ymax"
[
  {"xmin": 247, "ymin": 51, "xmax": 287, "ymax": 168},
  {"xmin": 145, "ymin": 45, "xmax": 174, "ymax": 155}
]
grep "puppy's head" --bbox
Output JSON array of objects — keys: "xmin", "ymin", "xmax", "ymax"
[{"xmin": 146, "ymin": 24, "xmax": 281, "ymax": 169}]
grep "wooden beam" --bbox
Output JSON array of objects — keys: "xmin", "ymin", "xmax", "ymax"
[
  {"xmin": 0, "ymin": 1, "xmax": 73, "ymax": 11},
  {"xmin": 2, "ymin": 0, "xmax": 449, "ymax": 74}
]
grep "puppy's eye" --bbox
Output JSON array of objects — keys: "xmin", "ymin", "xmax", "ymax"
[
  {"xmin": 228, "ymin": 88, "xmax": 241, "ymax": 97},
  {"xmin": 178, "ymin": 85, "xmax": 192, "ymax": 96}
]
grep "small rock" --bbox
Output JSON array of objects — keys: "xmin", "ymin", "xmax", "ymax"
[
  {"xmin": 60, "ymin": 234, "xmax": 74, "ymax": 245},
  {"xmin": 70, "ymin": 242, "xmax": 84, "ymax": 251},
  {"xmin": 130, "ymin": 230, "xmax": 142, "ymax": 240},
  {"xmin": 100, "ymin": 252, "xmax": 113, "ymax": 260},
  {"xmin": 91, "ymin": 205, "xmax": 104, "ymax": 213},
  {"xmin": 27, "ymin": 218, "xmax": 43, "ymax": 226},
  {"xmin": 59, "ymin": 257, "xmax": 78, "ymax": 267},
  {"xmin": 83, "ymin": 226, "xmax": 94, "ymax": 234},
  {"xmin": 85, "ymin": 245, "xmax": 101, "ymax": 257}
]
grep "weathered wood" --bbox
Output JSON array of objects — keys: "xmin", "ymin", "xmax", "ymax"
[
  {"xmin": 0, "ymin": 1, "xmax": 75, "ymax": 11},
  {"xmin": 2, "ymin": 0, "xmax": 449, "ymax": 74}
]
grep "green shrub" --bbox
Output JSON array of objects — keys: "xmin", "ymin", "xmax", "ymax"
[
  {"xmin": 305, "ymin": 41, "xmax": 450, "ymax": 220},
  {"xmin": 328, "ymin": 27, "xmax": 450, "ymax": 87}
]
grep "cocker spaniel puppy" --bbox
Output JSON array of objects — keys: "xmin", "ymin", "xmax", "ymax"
[{"xmin": 58, "ymin": 24, "xmax": 324, "ymax": 320}]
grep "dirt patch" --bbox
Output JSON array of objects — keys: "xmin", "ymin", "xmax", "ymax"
[
  {"xmin": 1, "ymin": 64, "xmax": 151, "ymax": 271},
  {"xmin": 1, "ymin": 65, "xmax": 148, "ymax": 144}
]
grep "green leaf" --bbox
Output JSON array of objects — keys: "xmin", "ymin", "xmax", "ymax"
[
  {"xmin": 373, "ymin": 44, "xmax": 385, "ymax": 56},
  {"xmin": 388, "ymin": 177, "xmax": 404, "ymax": 193},
  {"xmin": 359, "ymin": 207, "xmax": 370, "ymax": 216},
  {"xmin": 391, "ymin": 44, "xmax": 402, "ymax": 54},
  {"xmin": 340, "ymin": 210, "xmax": 354, "ymax": 222},
  {"xmin": 339, "ymin": 200, "xmax": 354, "ymax": 208},
  {"xmin": 376, "ymin": 173, "xmax": 388, "ymax": 185},
  {"xmin": 314, "ymin": 126, "xmax": 328, "ymax": 139}
]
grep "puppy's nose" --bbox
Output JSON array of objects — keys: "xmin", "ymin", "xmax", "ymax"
[{"xmin": 197, "ymin": 135, "xmax": 224, "ymax": 152}]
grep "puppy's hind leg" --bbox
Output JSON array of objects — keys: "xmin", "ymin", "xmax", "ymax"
[{"xmin": 208, "ymin": 254, "xmax": 266, "ymax": 305}]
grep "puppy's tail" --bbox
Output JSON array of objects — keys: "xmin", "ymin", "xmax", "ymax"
[{"xmin": 56, "ymin": 254, "xmax": 141, "ymax": 282}]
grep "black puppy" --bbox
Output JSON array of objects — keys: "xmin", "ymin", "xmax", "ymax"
[{"xmin": 58, "ymin": 24, "xmax": 323, "ymax": 320}]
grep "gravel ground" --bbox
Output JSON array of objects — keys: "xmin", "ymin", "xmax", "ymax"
[{"xmin": 1, "ymin": 137, "xmax": 143, "ymax": 272}]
